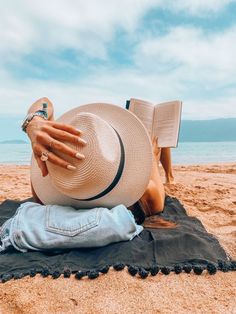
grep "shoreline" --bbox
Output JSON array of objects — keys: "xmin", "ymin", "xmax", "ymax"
[{"xmin": 1, "ymin": 141, "xmax": 236, "ymax": 166}]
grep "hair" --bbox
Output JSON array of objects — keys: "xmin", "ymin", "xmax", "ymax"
[{"xmin": 132, "ymin": 198, "xmax": 177, "ymax": 229}]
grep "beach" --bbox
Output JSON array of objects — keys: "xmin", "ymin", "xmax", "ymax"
[{"xmin": 0, "ymin": 163, "xmax": 235, "ymax": 314}]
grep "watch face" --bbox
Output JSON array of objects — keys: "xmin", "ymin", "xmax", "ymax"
[{"xmin": 35, "ymin": 111, "xmax": 45, "ymax": 117}]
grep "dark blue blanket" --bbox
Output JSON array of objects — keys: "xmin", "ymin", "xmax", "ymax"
[{"xmin": 0, "ymin": 196, "xmax": 235, "ymax": 282}]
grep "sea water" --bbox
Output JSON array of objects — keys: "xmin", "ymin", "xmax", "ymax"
[{"xmin": 0, "ymin": 142, "xmax": 235, "ymax": 165}]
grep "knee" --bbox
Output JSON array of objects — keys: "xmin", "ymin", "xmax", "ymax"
[{"xmin": 143, "ymin": 180, "xmax": 165, "ymax": 214}]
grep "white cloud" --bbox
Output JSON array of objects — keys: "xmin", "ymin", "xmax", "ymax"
[
  {"xmin": 1, "ymin": 67, "xmax": 235, "ymax": 120},
  {"xmin": 0, "ymin": 0, "xmax": 160, "ymax": 61},
  {"xmin": 181, "ymin": 97, "xmax": 236, "ymax": 119},
  {"xmin": 1, "ymin": 0, "xmax": 234, "ymax": 62},
  {"xmin": 0, "ymin": 0, "xmax": 235, "ymax": 119},
  {"xmin": 135, "ymin": 25, "xmax": 236, "ymax": 86}
]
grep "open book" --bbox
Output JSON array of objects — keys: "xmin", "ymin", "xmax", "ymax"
[{"xmin": 126, "ymin": 98, "xmax": 182, "ymax": 148}]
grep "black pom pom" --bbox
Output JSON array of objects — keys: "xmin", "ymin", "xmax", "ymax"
[
  {"xmin": 138, "ymin": 268, "xmax": 149, "ymax": 279},
  {"xmin": 52, "ymin": 271, "xmax": 61, "ymax": 279},
  {"xmin": 207, "ymin": 263, "xmax": 217, "ymax": 275},
  {"xmin": 174, "ymin": 265, "xmax": 182, "ymax": 274},
  {"xmin": 193, "ymin": 265, "xmax": 203, "ymax": 275},
  {"xmin": 13, "ymin": 273, "xmax": 24, "ymax": 280},
  {"xmin": 1, "ymin": 274, "xmax": 13, "ymax": 283},
  {"xmin": 161, "ymin": 267, "xmax": 171, "ymax": 275},
  {"xmin": 128, "ymin": 266, "xmax": 138, "ymax": 276},
  {"xmin": 183, "ymin": 264, "xmax": 192, "ymax": 273},
  {"xmin": 218, "ymin": 260, "xmax": 223, "ymax": 270},
  {"xmin": 30, "ymin": 269, "xmax": 37, "ymax": 277},
  {"xmin": 63, "ymin": 268, "xmax": 71, "ymax": 278},
  {"xmin": 218, "ymin": 261, "xmax": 229, "ymax": 272},
  {"xmin": 230, "ymin": 260, "xmax": 236, "ymax": 271},
  {"xmin": 113, "ymin": 263, "xmax": 125, "ymax": 271},
  {"xmin": 222, "ymin": 264, "xmax": 230, "ymax": 272},
  {"xmin": 75, "ymin": 271, "xmax": 86, "ymax": 280},
  {"xmin": 99, "ymin": 265, "xmax": 110, "ymax": 274},
  {"xmin": 41, "ymin": 269, "xmax": 50, "ymax": 277},
  {"xmin": 88, "ymin": 271, "xmax": 99, "ymax": 279},
  {"xmin": 150, "ymin": 265, "xmax": 159, "ymax": 276}
]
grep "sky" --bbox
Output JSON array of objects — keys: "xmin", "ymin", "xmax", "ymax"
[{"xmin": 0, "ymin": 0, "xmax": 236, "ymax": 120}]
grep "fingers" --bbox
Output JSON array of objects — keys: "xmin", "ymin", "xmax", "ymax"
[
  {"xmin": 37, "ymin": 135, "xmax": 85, "ymax": 160},
  {"xmin": 42, "ymin": 124, "xmax": 87, "ymax": 146},
  {"xmin": 51, "ymin": 121, "xmax": 83, "ymax": 136},
  {"xmin": 152, "ymin": 136, "xmax": 158, "ymax": 152},
  {"xmin": 30, "ymin": 120, "xmax": 87, "ymax": 172},
  {"xmin": 47, "ymin": 151, "xmax": 77, "ymax": 170},
  {"xmin": 151, "ymin": 136, "xmax": 161, "ymax": 161},
  {"xmin": 34, "ymin": 144, "xmax": 77, "ymax": 171},
  {"xmin": 34, "ymin": 153, "xmax": 48, "ymax": 177},
  {"xmin": 152, "ymin": 135, "xmax": 158, "ymax": 146}
]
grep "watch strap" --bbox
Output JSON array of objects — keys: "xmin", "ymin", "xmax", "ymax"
[{"xmin": 21, "ymin": 111, "xmax": 47, "ymax": 133}]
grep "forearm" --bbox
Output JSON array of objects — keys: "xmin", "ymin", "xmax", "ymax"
[
  {"xmin": 27, "ymin": 97, "xmax": 54, "ymax": 121},
  {"xmin": 26, "ymin": 97, "xmax": 85, "ymax": 178}
]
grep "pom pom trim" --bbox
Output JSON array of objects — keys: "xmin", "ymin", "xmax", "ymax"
[{"xmin": 0, "ymin": 259, "xmax": 235, "ymax": 283}]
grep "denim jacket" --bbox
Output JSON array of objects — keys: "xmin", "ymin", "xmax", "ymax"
[{"xmin": 0, "ymin": 202, "xmax": 143, "ymax": 253}]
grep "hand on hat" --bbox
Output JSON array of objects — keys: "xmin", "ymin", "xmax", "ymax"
[{"xmin": 26, "ymin": 116, "xmax": 87, "ymax": 177}]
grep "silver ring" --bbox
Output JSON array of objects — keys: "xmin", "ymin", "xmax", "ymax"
[{"xmin": 40, "ymin": 151, "xmax": 49, "ymax": 162}]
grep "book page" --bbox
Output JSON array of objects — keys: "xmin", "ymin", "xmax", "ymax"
[
  {"xmin": 152, "ymin": 101, "xmax": 182, "ymax": 148},
  {"xmin": 128, "ymin": 98, "xmax": 155, "ymax": 136}
]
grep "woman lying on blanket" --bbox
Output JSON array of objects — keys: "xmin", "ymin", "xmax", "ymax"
[{"xmin": 26, "ymin": 97, "xmax": 176, "ymax": 229}]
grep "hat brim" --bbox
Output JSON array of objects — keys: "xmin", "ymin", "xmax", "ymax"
[{"xmin": 31, "ymin": 103, "xmax": 153, "ymax": 208}]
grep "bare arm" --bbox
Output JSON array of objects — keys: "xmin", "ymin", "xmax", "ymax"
[
  {"xmin": 26, "ymin": 97, "xmax": 87, "ymax": 177},
  {"xmin": 27, "ymin": 96, "xmax": 54, "ymax": 120}
]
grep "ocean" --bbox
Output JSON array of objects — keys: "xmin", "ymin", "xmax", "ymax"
[{"xmin": 0, "ymin": 142, "xmax": 235, "ymax": 165}]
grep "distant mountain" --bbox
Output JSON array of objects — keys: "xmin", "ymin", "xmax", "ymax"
[
  {"xmin": 0, "ymin": 115, "xmax": 235, "ymax": 142},
  {"xmin": 179, "ymin": 118, "xmax": 236, "ymax": 142},
  {"xmin": 0, "ymin": 139, "xmax": 28, "ymax": 144}
]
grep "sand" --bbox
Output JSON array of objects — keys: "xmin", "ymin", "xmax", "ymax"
[{"xmin": 0, "ymin": 163, "xmax": 235, "ymax": 314}]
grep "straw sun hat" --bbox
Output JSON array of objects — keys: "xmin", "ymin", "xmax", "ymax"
[{"xmin": 31, "ymin": 103, "xmax": 153, "ymax": 209}]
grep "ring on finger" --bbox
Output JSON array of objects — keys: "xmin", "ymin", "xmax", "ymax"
[
  {"xmin": 49, "ymin": 139, "xmax": 54, "ymax": 149},
  {"xmin": 40, "ymin": 151, "xmax": 49, "ymax": 162}
]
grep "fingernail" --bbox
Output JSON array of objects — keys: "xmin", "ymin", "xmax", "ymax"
[
  {"xmin": 76, "ymin": 128, "xmax": 83, "ymax": 134},
  {"xmin": 75, "ymin": 152, "xmax": 85, "ymax": 159},
  {"xmin": 78, "ymin": 138, "xmax": 87, "ymax": 145},
  {"xmin": 67, "ymin": 165, "xmax": 77, "ymax": 171}
]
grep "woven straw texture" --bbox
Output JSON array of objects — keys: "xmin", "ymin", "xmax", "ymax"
[{"xmin": 31, "ymin": 103, "xmax": 153, "ymax": 208}]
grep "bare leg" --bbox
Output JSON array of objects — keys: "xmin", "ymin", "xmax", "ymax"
[
  {"xmin": 139, "ymin": 137, "xmax": 165, "ymax": 214},
  {"xmin": 160, "ymin": 147, "xmax": 175, "ymax": 184}
]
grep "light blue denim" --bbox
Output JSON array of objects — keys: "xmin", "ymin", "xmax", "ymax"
[{"xmin": 0, "ymin": 202, "xmax": 143, "ymax": 253}]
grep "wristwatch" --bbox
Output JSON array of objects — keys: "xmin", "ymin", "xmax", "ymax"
[{"xmin": 21, "ymin": 110, "xmax": 48, "ymax": 133}]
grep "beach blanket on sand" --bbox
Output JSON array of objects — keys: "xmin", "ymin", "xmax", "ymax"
[{"xmin": 0, "ymin": 196, "xmax": 235, "ymax": 282}]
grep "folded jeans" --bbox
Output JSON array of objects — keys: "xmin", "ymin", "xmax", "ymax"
[{"xmin": 0, "ymin": 202, "xmax": 143, "ymax": 253}]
